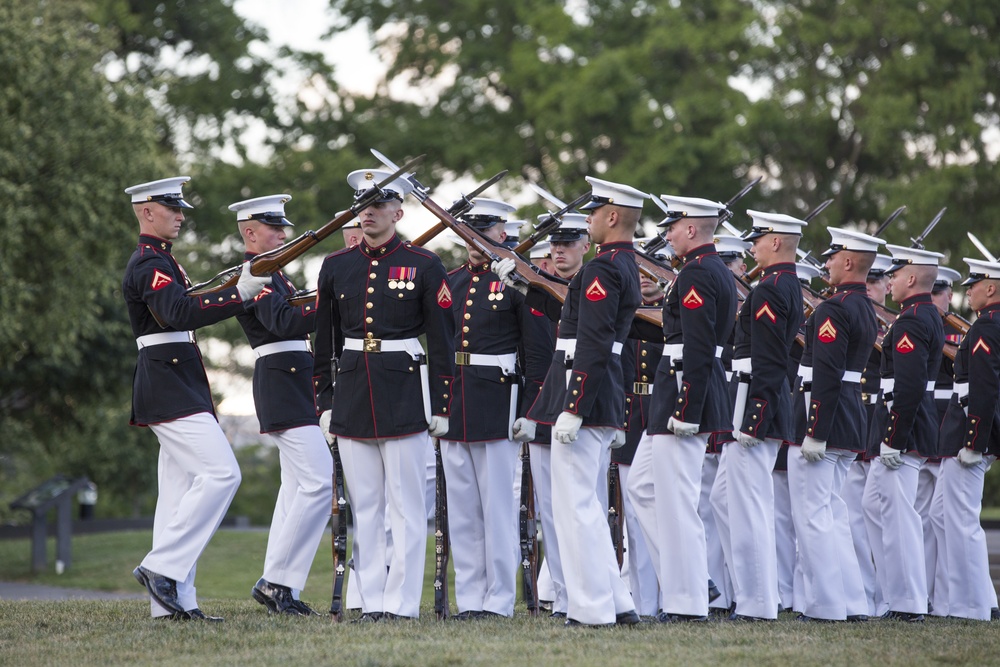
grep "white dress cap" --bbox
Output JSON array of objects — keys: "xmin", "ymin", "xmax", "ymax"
[
  {"xmin": 714, "ymin": 234, "xmax": 752, "ymax": 257},
  {"xmin": 228, "ymin": 194, "xmax": 294, "ymax": 226},
  {"xmin": 743, "ymin": 209, "xmax": 808, "ymax": 240},
  {"xmin": 462, "ymin": 197, "xmax": 517, "ymax": 228},
  {"xmin": 961, "ymin": 258, "xmax": 1000, "ymax": 286},
  {"xmin": 822, "ymin": 227, "xmax": 885, "ymax": 256},
  {"xmin": 529, "ymin": 242, "xmax": 552, "ymax": 260},
  {"xmin": 656, "ymin": 194, "xmax": 727, "ymax": 227},
  {"xmin": 124, "ymin": 176, "xmax": 193, "ymax": 209},
  {"xmin": 543, "ymin": 213, "xmax": 590, "ymax": 242},
  {"xmin": 935, "ymin": 266, "xmax": 961, "ymax": 287},
  {"xmin": 867, "ymin": 254, "xmax": 894, "ymax": 278},
  {"xmin": 505, "ymin": 219, "xmax": 527, "ymax": 236},
  {"xmin": 884, "ymin": 244, "xmax": 944, "ymax": 273},
  {"xmin": 580, "ymin": 176, "xmax": 649, "ymax": 210},
  {"xmin": 634, "ymin": 237, "xmax": 675, "ymax": 261},
  {"xmin": 796, "ymin": 262, "xmax": 822, "ymax": 282},
  {"xmin": 346, "ymin": 168, "xmax": 415, "ymax": 202}
]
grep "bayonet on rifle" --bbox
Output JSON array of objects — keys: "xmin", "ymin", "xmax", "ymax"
[
  {"xmin": 910, "ymin": 207, "xmax": 946, "ymax": 249},
  {"xmin": 874, "ymin": 205, "xmax": 906, "ymax": 239}
]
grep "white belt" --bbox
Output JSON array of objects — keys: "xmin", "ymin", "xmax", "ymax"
[
  {"xmin": 253, "ymin": 340, "xmax": 311, "ymax": 359},
  {"xmin": 555, "ymin": 338, "xmax": 623, "ymax": 359},
  {"xmin": 882, "ymin": 378, "xmax": 894, "ymax": 395},
  {"xmin": 842, "ymin": 371, "xmax": 862, "ymax": 383},
  {"xmin": 798, "ymin": 365, "xmax": 813, "ymax": 383},
  {"xmin": 926, "ymin": 380, "xmax": 936, "ymax": 392},
  {"xmin": 136, "ymin": 331, "xmax": 194, "ymax": 349},
  {"xmin": 954, "ymin": 382, "xmax": 969, "ymax": 399},
  {"xmin": 664, "ymin": 344, "xmax": 723, "ymax": 360},
  {"xmin": 725, "ymin": 371, "xmax": 733, "ymax": 382},
  {"xmin": 343, "ymin": 337, "xmax": 424, "ymax": 359},
  {"xmin": 455, "ymin": 351, "xmax": 517, "ymax": 375},
  {"xmin": 732, "ymin": 358, "xmax": 752, "ymax": 374},
  {"xmin": 934, "ymin": 388, "xmax": 953, "ymax": 400}
]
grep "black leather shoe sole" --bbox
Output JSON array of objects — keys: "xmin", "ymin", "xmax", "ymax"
[
  {"xmin": 616, "ymin": 611, "xmax": 641, "ymax": 625},
  {"xmin": 133, "ymin": 566, "xmax": 184, "ymax": 615}
]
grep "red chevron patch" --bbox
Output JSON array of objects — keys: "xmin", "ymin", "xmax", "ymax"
[
  {"xmin": 586, "ymin": 277, "xmax": 607, "ymax": 301},
  {"xmin": 818, "ymin": 317, "xmax": 837, "ymax": 343},
  {"xmin": 895, "ymin": 333, "xmax": 915, "ymax": 354},
  {"xmin": 755, "ymin": 302, "xmax": 776, "ymax": 323},
  {"xmin": 150, "ymin": 269, "xmax": 173, "ymax": 291},
  {"xmin": 682, "ymin": 286, "xmax": 704, "ymax": 309},
  {"xmin": 973, "ymin": 337, "xmax": 992, "ymax": 355}
]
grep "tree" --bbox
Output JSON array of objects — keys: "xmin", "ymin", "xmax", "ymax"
[{"xmin": 0, "ymin": 0, "xmax": 170, "ymax": 520}]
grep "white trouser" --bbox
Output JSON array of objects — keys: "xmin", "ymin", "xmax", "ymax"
[
  {"xmin": 442, "ymin": 438, "xmax": 520, "ymax": 616},
  {"xmin": 702, "ymin": 451, "xmax": 733, "ymax": 610},
  {"xmin": 653, "ymin": 432, "xmax": 709, "ymax": 617},
  {"xmin": 843, "ymin": 459, "xmax": 876, "ymax": 616},
  {"xmin": 772, "ymin": 470, "xmax": 796, "ymax": 611},
  {"xmin": 940, "ymin": 456, "xmax": 999, "ymax": 620},
  {"xmin": 339, "ymin": 433, "xmax": 428, "ymax": 617},
  {"xmin": 344, "ymin": 485, "xmax": 392, "ymax": 611},
  {"xmin": 928, "ymin": 471, "xmax": 949, "ymax": 616},
  {"xmin": 707, "ymin": 446, "xmax": 734, "ymax": 611},
  {"xmin": 618, "ymin": 463, "xmax": 659, "ymax": 616},
  {"xmin": 552, "ymin": 427, "xmax": 635, "ymax": 624},
  {"xmin": 787, "ymin": 447, "xmax": 866, "ymax": 620},
  {"xmin": 261, "ymin": 426, "xmax": 333, "ymax": 592},
  {"xmin": 915, "ymin": 461, "xmax": 944, "ymax": 613},
  {"xmin": 861, "ymin": 460, "xmax": 890, "ymax": 616},
  {"xmin": 872, "ymin": 452, "xmax": 927, "ymax": 615},
  {"xmin": 145, "ymin": 412, "xmax": 241, "ymax": 617},
  {"xmin": 536, "ymin": 557, "xmax": 555, "ymax": 604},
  {"xmin": 726, "ymin": 438, "xmax": 781, "ymax": 619},
  {"xmin": 530, "ymin": 442, "xmax": 566, "ymax": 613},
  {"xmin": 425, "ymin": 438, "xmax": 437, "ymax": 521},
  {"xmin": 626, "ymin": 432, "xmax": 662, "ymax": 594}
]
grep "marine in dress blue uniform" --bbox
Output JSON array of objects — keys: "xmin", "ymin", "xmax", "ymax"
[
  {"xmin": 628, "ymin": 193, "xmax": 737, "ymax": 622},
  {"xmin": 314, "ymin": 168, "xmax": 456, "ymax": 620},
  {"xmin": 935, "ymin": 258, "xmax": 1000, "ymax": 620},
  {"xmin": 228, "ymin": 194, "xmax": 333, "ymax": 616},
  {"xmin": 716, "ymin": 210, "xmax": 806, "ymax": 621},
  {"xmin": 790, "ymin": 227, "xmax": 883, "ymax": 622},
  {"xmin": 440, "ymin": 198, "xmax": 552, "ymax": 617},
  {"xmin": 514, "ymin": 176, "xmax": 645, "ymax": 626},
  {"xmin": 123, "ymin": 177, "xmax": 270, "ymax": 620},
  {"xmin": 867, "ymin": 245, "xmax": 945, "ymax": 622}
]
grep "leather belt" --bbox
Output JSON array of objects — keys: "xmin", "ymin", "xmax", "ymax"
[
  {"xmin": 136, "ymin": 331, "xmax": 195, "ymax": 349},
  {"xmin": 344, "ymin": 337, "xmax": 423, "ymax": 357},
  {"xmin": 455, "ymin": 351, "xmax": 517, "ymax": 374},
  {"xmin": 253, "ymin": 340, "xmax": 311, "ymax": 359}
]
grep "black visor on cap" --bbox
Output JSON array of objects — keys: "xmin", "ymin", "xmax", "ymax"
[
  {"xmin": 461, "ymin": 214, "xmax": 502, "ymax": 230},
  {"xmin": 962, "ymin": 273, "xmax": 987, "ymax": 286},
  {"xmin": 251, "ymin": 212, "xmax": 294, "ymax": 227},
  {"xmin": 355, "ymin": 188, "xmax": 402, "ymax": 203},
  {"xmin": 150, "ymin": 194, "xmax": 194, "ymax": 209},
  {"xmin": 548, "ymin": 230, "xmax": 587, "ymax": 242}
]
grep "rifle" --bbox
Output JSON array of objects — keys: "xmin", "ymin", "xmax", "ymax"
[
  {"xmin": 874, "ymin": 205, "xmax": 906, "ymax": 238},
  {"xmin": 328, "ymin": 438, "xmax": 347, "ymax": 622},
  {"xmin": 433, "ymin": 438, "xmax": 450, "ymax": 620},
  {"xmin": 411, "ymin": 170, "xmax": 509, "ymax": 247},
  {"xmin": 743, "ymin": 198, "xmax": 834, "ymax": 282},
  {"xmin": 910, "ymin": 207, "xmax": 945, "ymax": 250},
  {"xmin": 515, "ymin": 187, "xmax": 591, "ymax": 255},
  {"xmin": 518, "ymin": 443, "xmax": 540, "ymax": 616},
  {"xmin": 607, "ymin": 462, "xmax": 625, "ymax": 571},
  {"xmin": 185, "ymin": 154, "xmax": 425, "ymax": 297}
]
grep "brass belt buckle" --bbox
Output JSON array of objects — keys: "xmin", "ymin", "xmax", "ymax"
[
  {"xmin": 633, "ymin": 382, "xmax": 651, "ymax": 396},
  {"xmin": 455, "ymin": 351, "xmax": 471, "ymax": 366},
  {"xmin": 364, "ymin": 338, "xmax": 382, "ymax": 353}
]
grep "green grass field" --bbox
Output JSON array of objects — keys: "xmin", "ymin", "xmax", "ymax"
[{"xmin": 1, "ymin": 530, "xmax": 998, "ymax": 666}]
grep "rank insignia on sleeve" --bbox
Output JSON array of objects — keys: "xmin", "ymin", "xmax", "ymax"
[
  {"xmin": 586, "ymin": 277, "xmax": 608, "ymax": 301},
  {"xmin": 682, "ymin": 286, "xmax": 703, "ymax": 309},
  {"xmin": 755, "ymin": 302, "xmax": 776, "ymax": 323},
  {"xmin": 973, "ymin": 337, "xmax": 992, "ymax": 355},
  {"xmin": 895, "ymin": 333, "xmax": 915, "ymax": 354},
  {"xmin": 437, "ymin": 280, "xmax": 453, "ymax": 308},
  {"xmin": 150, "ymin": 269, "xmax": 173, "ymax": 291},
  {"xmin": 253, "ymin": 286, "xmax": 273, "ymax": 302},
  {"xmin": 818, "ymin": 317, "xmax": 837, "ymax": 343}
]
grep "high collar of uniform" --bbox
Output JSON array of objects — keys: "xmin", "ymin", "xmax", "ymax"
[
  {"xmin": 643, "ymin": 296, "xmax": 663, "ymax": 307},
  {"xmin": 360, "ymin": 234, "xmax": 401, "ymax": 259},
  {"xmin": 680, "ymin": 243, "xmax": 716, "ymax": 263},
  {"xmin": 465, "ymin": 261, "xmax": 491, "ymax": 274},
  {"xmin": 831, "ymin": 281, "xmax": 866, "ymax": 294},
  {"xmin": 977, "ymin": 302, "xmax": 1000, "ymax": 317},
  {"xmin": 140, "ymin": 234, "xmax": 172, "ymax": 253},
  {"xmin": 595, "ymin": 241, "xmax": 635, "ymax": 256},
  {"xmin": 900, "ymin": 293, "xmax": 932, "ymax": 309},
  {"xmin": 762, "ymin": 261, "xmax": 796, "ymax": 277}
]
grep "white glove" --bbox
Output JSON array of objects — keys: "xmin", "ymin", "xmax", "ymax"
[
  {"xmin": 958, "ymin": 447, "xmax": 984, "ymax": 468},
  {"xmin": 667, "ymin": 417, "xmax": 699, "ymax": 437},
  {"xmin": 428, "ymin": 416, "xmax": 449, "ymax": 437},
  {"xmin": 611, "ymin": 429, "xmax": 627, "ymax": 449},
  {"xmin": 879, "ymin": 443, "xmax": 903, "ymax": 470},
  {"xmin": 491, "ymin": 258, "xmax": 528, "ymax": 295},
  {"xmin": 800, "ymin": 436, "xmax": 826, "ymax": 462},
  {"xmin": 512, "ymin": 417, "xmax": 537, "ymax": 443},
  {"xmin": 553, "ymin": 412, "xmax": 584, "ymax": 444},
  {"xmin": 735, "ymin": 431, "xmax": 762, "ymax": 449},
  {"xmin": 318, "ymin": 410, "xmax": 335, "ymax": 445},
  {"xmin": 236, "ymin": 260, "xmax": 272, "ymax": 301}
]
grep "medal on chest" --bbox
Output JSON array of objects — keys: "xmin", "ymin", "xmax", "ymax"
[
  {"xmin": 388, "ymin": 266, "xmax": 417, "ymax": 290},
  {"xmin": 488, "ymin": 281, "xmax": 505, "ymax": 301}
]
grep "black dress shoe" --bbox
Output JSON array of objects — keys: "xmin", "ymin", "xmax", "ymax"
[
  {"xmin": 616, "ymin": 610, "xmax": 641, "ymax": 626},
  {"xmin": 797, "ymin": 614, "xmax": 836, "ymax": 623},
  {"xmin": 251, "ymin": 578, "xmax": 302, "ymax": 615},
  {"xmin": 351, "ymin": 612, "xmax": 383, "ymax": 623},
  {"xmin": 185, "ymin": 608, "xmax": 224, "ymax": 622},
  {"xmin": 453, "ymin": 610, "xmax": 481, "ymax": 620},
  {"xmin": 288, "ymin": 599, "xmax": 321, "ymax": 617},
  {"xmin": 565, "ymin": 618, "xmax": 613, "ymax": 628},
  {"xmin": 881, "ymin": 610, "xmax": 924, "ymax": 622},
  {"xmin": 381, "ymin": 612, "xmax": 416, "ymax": 621},
  {"xmin": 477, "ymin": 611, "xmax": 506, "ymax": 619},
  {"xmin": 708, "ymin": 606, "xmax": 731, "ymax": 619},
  {"xmin": 549, "ymin": 611, "xmax": 567, "ymax": 619},
  {"xmin": 133, "ymin": 566, "xmax": 184, "ymax": 615},
  {"xmin": 708, "ymin": 578, "xmax": 722, "ymax": 603},
  {"xmin": 991, "ymin": 607, "xmax": 999, "ymax": 621},
  {"xmin": 658, "ymin": 613, "xmax": 708, "ymax": 623},
  {"xmin": 846, "ymin": 614, "xmax": 869, "ymax": 623},
  {"xmin": 729, "ymin": 614, "xmax": 772, "ymax": 622}
]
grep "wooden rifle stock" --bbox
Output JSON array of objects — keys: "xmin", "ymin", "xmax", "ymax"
[
  {"xmin": 518, "ymin": 443, "xmax": 540, "ymax": 616},
  {"xmin": 608, "ymin": 462, "xmax": 625, "ymax": 570},
  {"xmin": 328, "ymin": 438, "xmax": 347, "ymax": 622},
  {"xmin": 433, "ymin": 438, "xmax": 450, "ymax": 620},
  {"xmin": 411, "ymin": 170, "xmax": 509, "ymax": 247}
]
